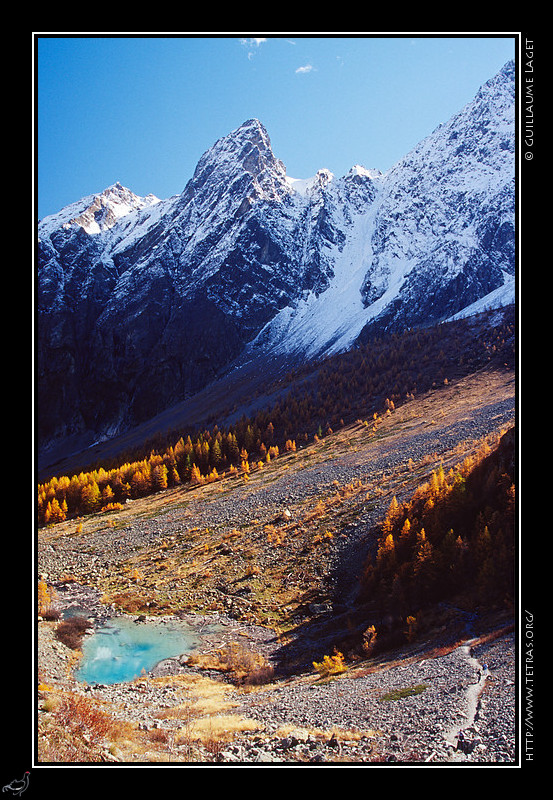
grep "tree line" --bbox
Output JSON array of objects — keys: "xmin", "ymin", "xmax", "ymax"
[
  {"xmin": 37, "ymin": 308, "xmax": 515, "ymax": 527},
  {"xmin": 37, "ymin": 427, "xmax": 282, "ymax": 526}
]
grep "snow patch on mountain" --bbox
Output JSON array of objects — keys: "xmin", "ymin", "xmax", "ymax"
[
  {"xmin": 446, "ymin": 270, "xmax": 515, "ymax": 322},
  {"xmin": 249, "ymin": 185, "xmax": 383, "ymax": 357}
]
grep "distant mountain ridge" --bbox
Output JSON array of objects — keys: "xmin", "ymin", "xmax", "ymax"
[{"xmin": 37, "ymin": 60, "xmax": 515, "ymax": 464}]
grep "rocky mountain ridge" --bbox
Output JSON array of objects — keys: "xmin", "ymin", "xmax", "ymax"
[{"xmin": 37, "ymin": 60, "xmax": 515, "ymax": 467}]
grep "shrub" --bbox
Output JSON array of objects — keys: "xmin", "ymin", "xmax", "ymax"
[
  {"xmin": 405, "ymin": 615, "xmax": 417, "ymax": 643},
  {"xmin": 55, "ymin": 616, "xmax": 91, "ymax": 650},
  {"xmin": 242, "ymin": 665, "xmax": 275, "ymax": 686},
  {"xmin": 42, "ymin": 607, "xmax": 61, "ymax": 621},
  {"xmin": 148, "ymin": 728, "xmax": 170, "ymax": 744},
  {"xmin": 101, "ymin": 502, "xmax": 124, "ymax": 512},
  {"xmin": 38, "ymin": 579, "xmax": 57, "ymax": 617},
  {"xmin": 40, "ymin": 691, "xmax": 118, "ymax": 762},
  {"xmin": 313, "ymin": 650, "xmax": 348, "ymax": 678},
  {"xmin": 55, "ymin": 692, "xmax": 112, "ymax": 739},
  {"xmin": 188, "ymin": 641, "xmax": 273, "ymax": 686}
]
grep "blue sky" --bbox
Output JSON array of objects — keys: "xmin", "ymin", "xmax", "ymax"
[{"xmin": 35, "ymin": 34, "xmax": 517, "ymax": 220}]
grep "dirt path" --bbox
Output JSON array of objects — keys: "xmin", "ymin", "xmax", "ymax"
[{"xmin": 444, "ymin": 642, "xmax": 489, "ymax": 758}]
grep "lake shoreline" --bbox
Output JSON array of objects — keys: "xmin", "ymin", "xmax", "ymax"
[{"xmin": 38, "ymin": 579, "xmax": 281, "ymax": 689}]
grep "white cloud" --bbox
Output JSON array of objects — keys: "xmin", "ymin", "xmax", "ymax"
[
  {"xmin": 295, "ymin": 63, "xmax": 314, "ymax": 74},
  {"xmin": 240, "ymin": 37, "xmax": 267, "ymax": 47},
  {"xmin": 240, "ymin": 37, "xmax": 268, "ymax": 58}
]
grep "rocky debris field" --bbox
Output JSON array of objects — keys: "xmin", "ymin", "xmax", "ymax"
[
  {"xmin": 37, "ymin": 368, "xmax": 518, "ymax": 765},
  {"xmin": 37, "ymin": 369, "xmax": 516, "ymax": 612},
  {"xmin": 37, "ymin": 605, "xmax": 515, "ymax": 764},
  {"xmin": 218, "ymin": 628, "xmax": 517, "ymax": 763}
]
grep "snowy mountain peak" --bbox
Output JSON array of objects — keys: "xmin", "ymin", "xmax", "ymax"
[
  {"xmin": 286, "ymin": 168, "xmax": 335, "ymax": 197},
  {"xmin": 37, "ymin": 61, "xmax": 515, "ymax": 458},
  {"xmin": 313, "ymin": 168, "xmax": 335, "ymax": 188},
  {"xmin": 39, "ymin": 181, "xmax": 160, "ymax": 237},
  {"xmin": 69, "ymin": 182, "xmax": 160, "ymax": 234},
  {"xmin": 188, "ymin": 117, "xmax": 289, "ymax": 204},
  {"xmin": 349, "ymin": 164, "xmax": 383, "ymax": 179}
]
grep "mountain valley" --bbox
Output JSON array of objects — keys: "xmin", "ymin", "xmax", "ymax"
[
  {"xmin": 37, "ymin": 61, "xmax": 515, "ymax": 472},
  {"xmin": 37, "ymin": 360, "xmax": 516, "ymax": 763},
  {"xmin": 35, "ymin": 57, "xmax": 519, "ymax": 766}
]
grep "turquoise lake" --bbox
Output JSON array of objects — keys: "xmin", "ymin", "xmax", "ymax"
[{"xmin": 75, "ymin": 617, "xmax": 199, "ymax": 685}]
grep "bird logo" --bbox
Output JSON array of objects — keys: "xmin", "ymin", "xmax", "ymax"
[{"xmin": 2, "ymin": 773, "xmax": 30, "ymax": 797}]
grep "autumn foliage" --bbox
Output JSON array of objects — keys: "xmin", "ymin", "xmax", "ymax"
[
  {"xmin": 38, "ymin": 579, "xmax": 57, "ymax": 617},
  {"xmin": 37, "ymin": 430, "xmax": 281, "ymax": 525},
  {"xmin": 313, "ymin": 650, "xmax": 348, "ymax": 678},
  {"xmin": 360, "ymin": 427, "xmax": 516, "ymax": 618},
  {"xmin": 37, "ymin": 309, "xmax": 515, "ymax": 527}
]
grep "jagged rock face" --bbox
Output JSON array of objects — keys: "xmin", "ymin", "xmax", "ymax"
[
  {"xmin": 37, "ymin": 63, "xmax": 515, "ymax": 458},
  {"xmin": 37, "ymin": 121, "xmax": 336, "ymax": 450},
  {"xmin": 356, "ymin": 60, "xmax": 515, "ymax": 333}
]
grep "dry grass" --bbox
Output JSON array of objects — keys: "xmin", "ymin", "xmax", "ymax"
[
  {"xmin": 274, "ymin": 723, "xmax": 379, "ymax": 744},
  {"xmin": 179, "ymin": 713, "xmax": 264, "ymax": 743},
  {"xmin": 152, "ymin": 673, "xmax": 236, "ymax": 719},
  {"xmin": 149, "ymin": 673, "xmax": 264, "ymax": 757},
  {"xmin": 37, "ymin": 671, "xmax": 268, "ymax": 763}
]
